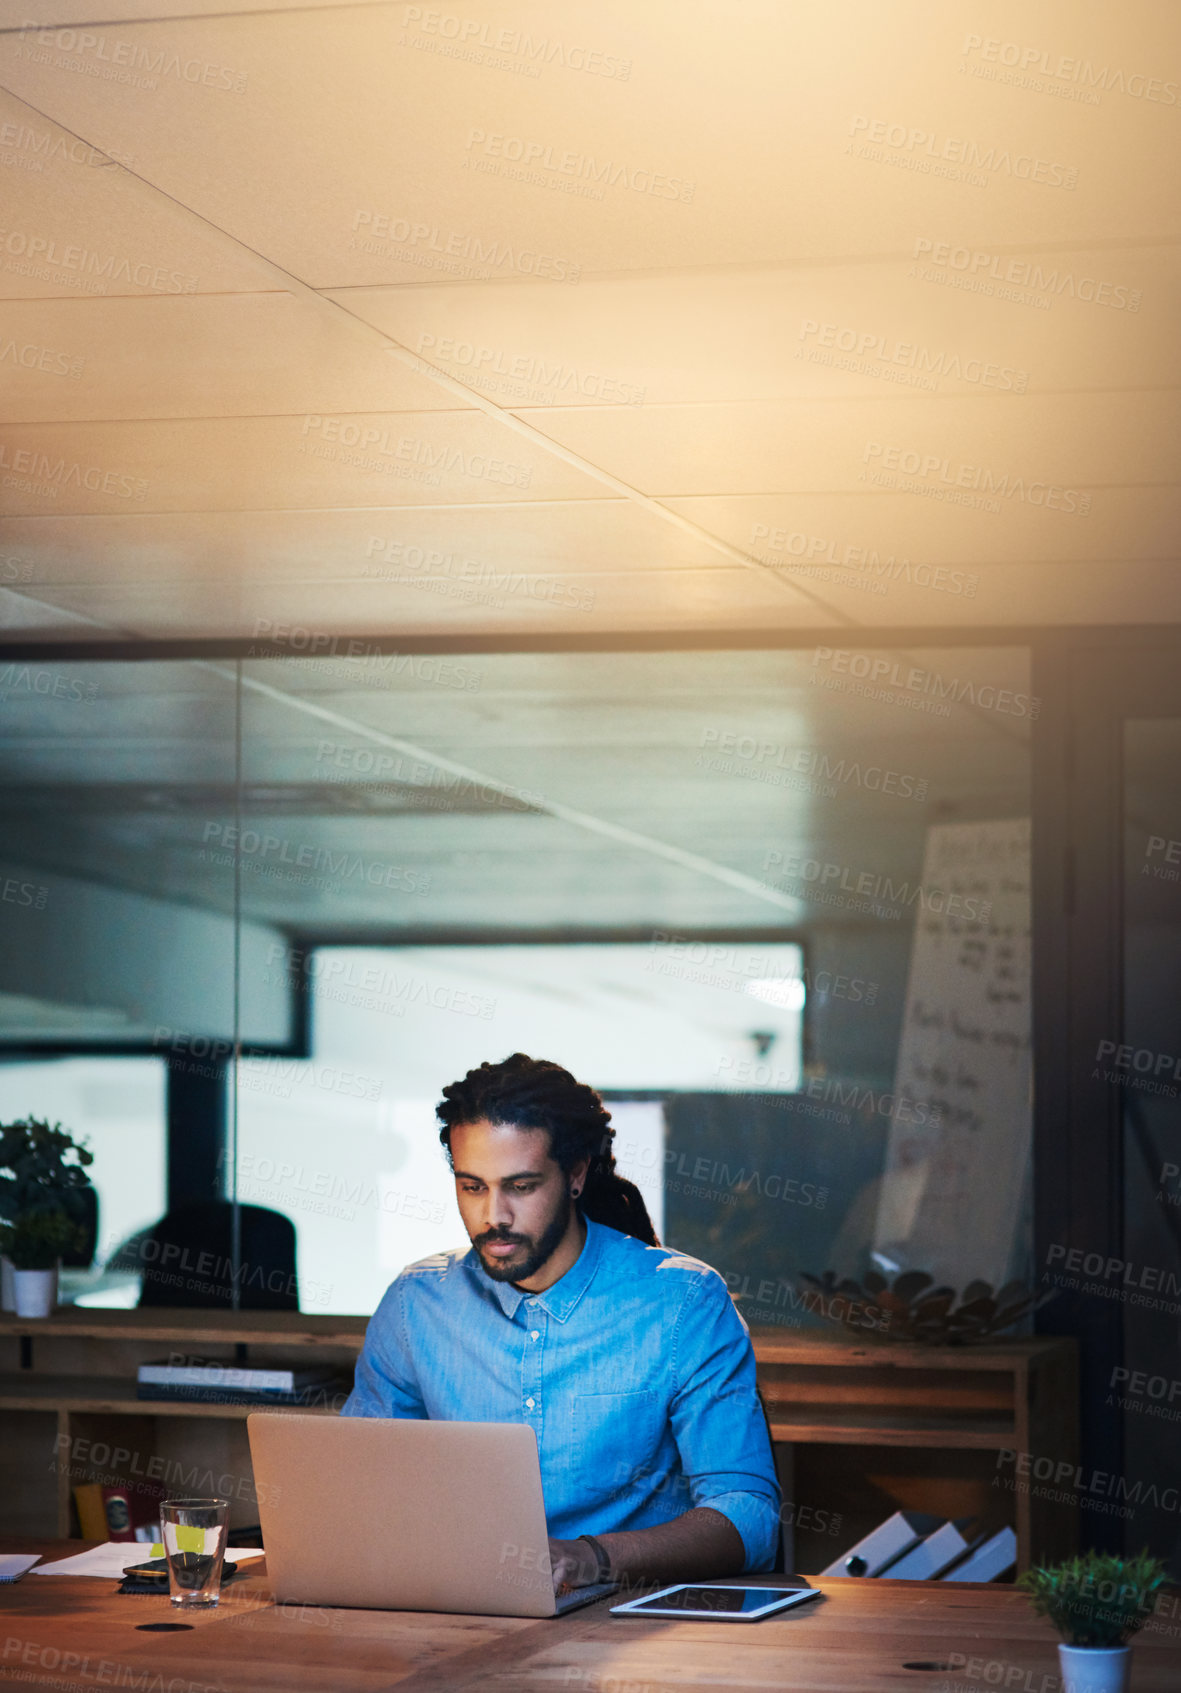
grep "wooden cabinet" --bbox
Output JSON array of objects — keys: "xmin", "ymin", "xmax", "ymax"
[
  {"xmin": 749, "ymin": 1327, "xmax": 1078, "ymax": 1571},
  {"xmin": 0, "ymin": 1311, "xmax": 363, "ymax": 1541},
  {"xmin": 0, "ymin": 1313, "xmax": 1076, "ymax": 1570}
]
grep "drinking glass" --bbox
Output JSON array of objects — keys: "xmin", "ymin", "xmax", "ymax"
[{"xmin": 160, "ymin": 1497, "xmax": 230, "ymax": 1607}]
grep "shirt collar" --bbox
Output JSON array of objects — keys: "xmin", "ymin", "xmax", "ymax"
[{"xmin": 465, "ymin": 1214, "xmax": 609, "ymax": 1323}]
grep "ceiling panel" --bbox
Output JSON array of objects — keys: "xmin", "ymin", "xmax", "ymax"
[
  {"xmin": 0, "ymin": 502, "xmax": 725, "ymax": 583},
  {"xmin": 15, "ymin": 566, "xmax": 827, "ymax": 639},
  {"xmin": 528, "ymin": 392, "xmax": 1179, "ymax": 497},
  {"xmin": 0, "ymin": 292, "xmax": 467, "ymax": 421},
  {"xmin": 668, "ymin": 489, "xmax": 1181, "ymax": 568},
  {"xmin": 0, "ymin": 2, "xmax": 355, "ymax": 18},
  {"xmin": 0, "ymin": 411, "xmax": 606, "ymax": 516},
  {"xmin": 332, "ymin": 247, "xmax": 1181, "ymax": 407},
  {"xmin": 0, "ymin": 88, "xmax": 275, "ymax": 299},
  {"xmin": 768, "ymin": 559, "xmax": 1181, "ymax": 627}
]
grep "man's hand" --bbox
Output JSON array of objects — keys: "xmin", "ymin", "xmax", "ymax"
[{"xmin": 547, "ymin": 1536, "xmax": 601, "ymax": 1595}]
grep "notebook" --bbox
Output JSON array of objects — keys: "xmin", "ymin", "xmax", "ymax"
[{"xmin": 0, "ymin": 1555, "xmax": 41, "ymax": 1582}]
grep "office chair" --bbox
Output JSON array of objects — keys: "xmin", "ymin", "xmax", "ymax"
[{"xmin": 136, "ymin": 1201, "xmax": 299, "ymax": 1310}]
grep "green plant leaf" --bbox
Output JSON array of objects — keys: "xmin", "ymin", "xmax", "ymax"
[{"xmin": 1018, "ymin": 1550, "xmax": 1168, "ymax": 1647}]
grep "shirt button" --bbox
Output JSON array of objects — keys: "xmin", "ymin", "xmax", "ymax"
[
  {"xmin": 530, "ymin": 1330, "xmax": 540, "ymax": 1341},
  {"xmin": 525, "ymin": 1397, "xmax": 536, "ymax": 1409}
]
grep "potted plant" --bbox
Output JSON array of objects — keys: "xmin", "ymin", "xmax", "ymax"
[
  {"xmin": 1018, "ymin": 1549, "xmax": 1168, "ymax": 1693},
  {"xmin": 0, "ymin": 1210, "xmax": 83, "ymax": 1317},
  {"xmin": 0, "ymin": 1117, "xmax": 95, "ymax": 1313}
]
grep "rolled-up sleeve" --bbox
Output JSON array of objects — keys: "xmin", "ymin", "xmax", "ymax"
[
  {"xmin": 341, "ymin": 1276, "xmax": 427, "ymax": 1420},
  {"xmin": 667, "ymin": 1271, "xmax": 781, "ymax": 1572}
]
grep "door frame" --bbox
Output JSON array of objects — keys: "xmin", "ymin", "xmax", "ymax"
[{"xmin": 1032, "ymin": 638, "xmax": 1181, "ymax": 1551}]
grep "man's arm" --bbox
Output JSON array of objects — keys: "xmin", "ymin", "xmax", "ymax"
[
  {"xmin": 341, "ymin": 1277, "xmax": 427, "ymax": 1419},
  {"xmin": 552, "ymin": 1269, "xmax": 780, "ymax": 1591},
  {"xmin": 549, "ymin": 1505, "xmax": 745, "ymax": 1592}
]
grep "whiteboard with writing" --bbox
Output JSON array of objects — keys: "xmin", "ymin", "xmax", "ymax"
[{"xmin": 872, "ymin": 818, "xmax": 1032, "ymax": 1290}]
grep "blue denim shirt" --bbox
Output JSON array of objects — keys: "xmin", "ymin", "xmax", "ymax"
[{"xmin": 342, "ymin": 1217, "xmax": 780, "ymax": 1571}]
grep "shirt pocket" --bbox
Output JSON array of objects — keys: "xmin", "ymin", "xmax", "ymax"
[{"xmin": 569, "ymin": 1390, "xmax": 663, "ymax": 1504}]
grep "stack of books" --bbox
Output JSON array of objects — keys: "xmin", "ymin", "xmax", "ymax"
[
  {"xmin": 136, "ymin": 1355, "xmax": 349, "ymax": 1408},
  {"xmin": 820, "ymin": 1511, "xmax": 1018, "ymax": 1582},
  {"xmin": 73, "ymin": 1481, "xmax": 161, "ymax": 1542}
]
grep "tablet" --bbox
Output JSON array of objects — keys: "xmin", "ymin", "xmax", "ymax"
[{"xmin": 610, "ymin": 1582, "xmax": 819, "ymax": 1620}]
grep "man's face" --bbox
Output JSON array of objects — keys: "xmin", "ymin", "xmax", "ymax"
[{"xmin": 449, "ymin": 1118, "xmax": 578, "ymax": 1283}]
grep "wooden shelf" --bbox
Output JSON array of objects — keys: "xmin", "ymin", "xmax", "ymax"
[
  {"xmin": 0, "ymin": 1374, "xmax": 342, "ymax": 1419},
  {"xmin": 767, "ymin": 1409, "xmax": 1017, "ymax": 1448},
  {"xmin": 0, "ymin": 1313, "xmax": 1065, "ymax": 1367},
  {"xmin": 747, "ymin": 1327, "xmax": 1064, "ymax": 1369},
  {"xmin": 0, "ymin": 1309, "xmax": 368, "ymax": 1348}
]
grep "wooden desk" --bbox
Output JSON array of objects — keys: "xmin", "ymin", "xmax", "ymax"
[{"xmin": 3, "ymin": 1541, "xmax": 1178, "ymax": 1693}]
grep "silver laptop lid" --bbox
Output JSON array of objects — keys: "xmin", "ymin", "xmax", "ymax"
[{"xmin": 247, "ymin": 1413, "xmax": 559, "ymax": 1617}]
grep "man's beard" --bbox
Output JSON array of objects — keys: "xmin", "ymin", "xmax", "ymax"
[{"xmin": 474, "ymin": 1187, "xmax": 573, "ymax": 1283}]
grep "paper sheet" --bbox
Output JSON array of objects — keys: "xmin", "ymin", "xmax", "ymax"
[
  {"xmin": 873, "ymin": 818, "xmax": 1033, "ymax": 1288},
  {"xmin": 0, "ymin": 1555, "xmax": 41, "ymax": 1581},
  {"xmin": 32, "ymin": 1542, "xmax": 264, "ymax": 1578}
]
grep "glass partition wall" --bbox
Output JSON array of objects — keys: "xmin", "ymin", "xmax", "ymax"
[
  {"xmin": 0, "ymin": 659, "xmax": 250, "ymax": 1306},
  {"xmin": 0, "ymin": 643, "xmax": 1033, "ymax": 1330}
]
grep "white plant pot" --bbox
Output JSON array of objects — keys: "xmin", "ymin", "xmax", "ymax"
[
  {"xmin": 1058, "ymin": 1643, "xmax": 1132, "ymax": 1693},
  {"xmin": 12, "ymin": 1265, "xmax": 58, "ymax": 1319},
  {"xmin": 0, "ymin": 1255, "xmax": 14, "ymax": 1312}
]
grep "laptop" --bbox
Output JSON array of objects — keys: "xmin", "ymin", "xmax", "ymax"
[{"xmin": 247, "ymin": 1412, "xmax": 617, "ymax": 1617}]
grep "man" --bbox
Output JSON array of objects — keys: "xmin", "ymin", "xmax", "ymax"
[{"xmin": 343, "ymin": 1053, "xmax": 780, "ymax": 1593}]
